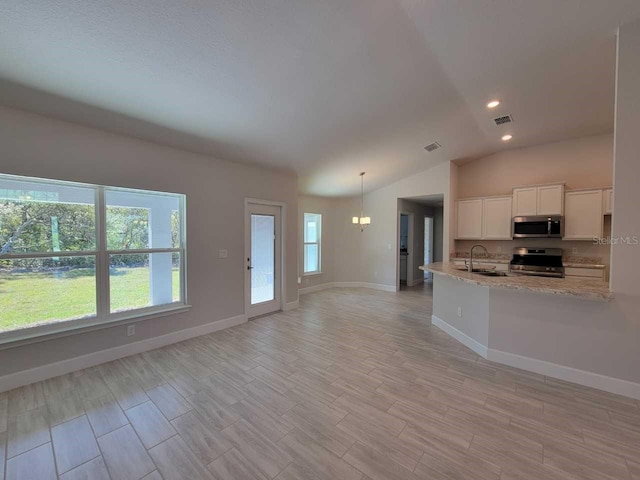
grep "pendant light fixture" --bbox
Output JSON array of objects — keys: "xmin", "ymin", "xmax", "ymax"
[{"xmin": 352, "ymin": 172, "xmax": 371, "ymax": 231}]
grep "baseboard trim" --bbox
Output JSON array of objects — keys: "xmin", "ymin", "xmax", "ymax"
[
  {"xmin": 284, "ymin": 300, "xmax": 299, "ymax": 311},
  {"xmin": 299, "ymin": 282, "xmax": 397, "ymax": 294},
  {"xmin": 298, "ymin": 283, "xmax": 334, "ymax": 295},
  {"xmin": 0, "ymin": 314, "xmax": 247, "ymax": 393},
  {"xmin": 431, "ymin": 315, "xmax": 640, "ymax": 400},
  {"xmin": 487, "ymin": 349, "xmax": 640, "ymax": 400},
  {"xmin": 333, "ymin": 282, "xmax": 397, "ymax": 292},
  {"xmin": 431, "ymin": 315, "xmax": 488, "ymax": 358},
  {"xmin": 407, "ymin": 278, "xmax": 425, "ymax": 287}
]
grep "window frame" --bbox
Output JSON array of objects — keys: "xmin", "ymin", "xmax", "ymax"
[
  {"xmin": 303, "ymin": 212, "xmax": 322, "ymax": 276},
  {"xmin": 0, "ymin": 174, "xmax": 188, "ymax": 345}
]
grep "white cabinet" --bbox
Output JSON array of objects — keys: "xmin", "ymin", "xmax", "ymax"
[
  {"xmin": 512, "ymin": 187, "xmax": 538, "ymax": 216},
  {"xmin": 456, "ymin": 199, "xmax": 483, "ymax": 239},
  {"xmin": 513, "ymin": 184, "xmax": 564, "ymax": 216},
  {"xmin": 564, "ymin": 190, "xmax": 603, "ymax": 240},
  {"xmin": 456, "ymin": 196, "xmax": 512, "ymax": 240},
  {"xmin": 482, "ymin": 196, "xmax": 513, "ymax": 240},
  {"xmin": 537, "ymin": 185, "xmax": 564, "ymax": 215},
  {"xmin": 603, "ymin": 188, "xmax": 613, "ymax": 215}
]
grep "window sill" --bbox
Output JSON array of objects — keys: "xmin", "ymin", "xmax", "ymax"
[
  {"xmin": 0, "ymin": 304, "xmax": 192, "ymax": 350},
  {"xmin": 303, "ymin": 271, "xmax": 323, "ymax": 277}
]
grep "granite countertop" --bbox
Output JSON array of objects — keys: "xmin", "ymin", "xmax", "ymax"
[
  {"xmin": 450, "ymin": 253, "xmax": 606, "ymax": 270},
  {"xmin": 421, "ymin": 262, "xmax": 613, "ymax": 301}
]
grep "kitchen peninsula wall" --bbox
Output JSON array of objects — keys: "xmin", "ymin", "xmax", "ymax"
[{"xmin": 453, "ymin": 133, "xmax": 613, "ymax": 267}]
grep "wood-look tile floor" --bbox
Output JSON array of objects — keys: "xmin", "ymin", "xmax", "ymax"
[{"xmin": 2, "ymin": 284, "xmax": 640, "ymax": 479}]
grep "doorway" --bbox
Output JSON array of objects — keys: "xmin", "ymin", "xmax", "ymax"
[
  {"xmin": 399, "ymin": 212, "xmax": 413, "ymax": 286},
  {"xmin": 245, "ymin": 200, "xmax": 283, "ymax": 318},
  {"xmin": 424, "ymin": 216, "xmax": 434, "ymax": 281}
]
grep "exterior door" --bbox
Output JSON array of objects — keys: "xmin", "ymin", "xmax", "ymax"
[{"xmin": 245, "ymin": 202, "xmax": 282, "ymax": 318}]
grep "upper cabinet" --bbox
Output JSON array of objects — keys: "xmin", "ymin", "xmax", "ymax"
[
  {"xmin": 512, "ymin": 184, "xmax": 564, "ymax": 216},
  {"xmin": 456, "ymin": 196, "xmax": 512, "ymax": 240},
  {"xmin": 603, "ymin": 188, "xmax": 613, "ymax": 215},
  {"xmin": 482, "ymin": 196, "xmax": 513, "ymax": 240},
  {"xmin": 537, "ymin": 184, "xmax": 564, "ymax": 215},
  {"xmin": 456, "ymin": 199, "xmax": 483, "ymax": 239},
  {"xmin": 512, "ymin": 187, "xmax": 537, "ymax": 216},
  {"xmin": 564, "ymin": 189, "xmax": 603, "ymax": 240}
]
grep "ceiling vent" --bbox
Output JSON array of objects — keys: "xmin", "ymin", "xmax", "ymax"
[
  {"xmin": 424, "ymin": 141, "xmax": 441, "ymax": 153},
  {"xmin": 493, "ymin": 114, "xmax": 513, "ymax": 126}
]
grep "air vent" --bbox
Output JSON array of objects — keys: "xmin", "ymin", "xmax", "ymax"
[
  {"xmin": 424, "ymin": 142, "xmax": 441, "ymax": 152},
  {"xmin": 493, "ymin": 115, "xmax": 513, "ymax": 126}
]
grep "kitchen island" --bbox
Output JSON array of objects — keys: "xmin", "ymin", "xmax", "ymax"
[
  {"xmin": 419, "ymin": 262, "xmax": 620, "ymax": 393},
  {"xmin": 424, "ymin": 262, "xmax": 613, "ymax": 301}
]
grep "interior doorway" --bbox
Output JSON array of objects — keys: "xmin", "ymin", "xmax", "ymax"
[
  {"xmin": 424, "ymin": 216, "xmax": 434, "ymax": 281},
  {"xmin": 399, "ymin": 212, "xmax": 413, "ymax": 287}
]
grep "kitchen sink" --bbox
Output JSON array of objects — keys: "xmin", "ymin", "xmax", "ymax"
[{"xmin": 476, "ymin": 270, "xmax": 509, "ymax": 277}]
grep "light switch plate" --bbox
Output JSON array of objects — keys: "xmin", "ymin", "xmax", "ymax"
[{"xmin": 219, "ymin": 249, "xmax": 228, "ymax": 258}]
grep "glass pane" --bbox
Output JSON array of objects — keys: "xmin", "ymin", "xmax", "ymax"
[
  {"xmin": 0, "ymin": 256, "xmax": 96, "ymax": 332},
  {"xmin": 110, "ymin": 252, "xmax": 180, "ymax": 313},
  {"xmin": 106, "ymin": 189, "xmax": 181, "ymax": 250},
  {"xmin": 251, "ymin": 214, "xmax": 275, "ymax": 305},
  {"xmin": 304, "ymin": 213, "xmax": 320, "ymax": 243},
  {"xmin": 304, "ymin": 244, "xmax": 319, "ymax": 273},
  {"xmin": 0, "ymin": 177, "xmax": 96, "ymax": 254}
]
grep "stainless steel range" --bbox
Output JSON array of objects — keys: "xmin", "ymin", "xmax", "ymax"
[{"xmin": 509, "ymin": 248, "xmax": 565, "ymax": 278}]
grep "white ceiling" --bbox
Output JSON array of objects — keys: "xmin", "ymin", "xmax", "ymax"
[{"xmin": 0, "ymin": 1, "xmax": 638, "ymax": 196}]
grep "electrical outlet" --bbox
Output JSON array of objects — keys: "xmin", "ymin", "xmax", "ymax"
[
  {"xmin": 219, "ymin": 249, "xmax": 228, "ymax": 259},
  {"xmin": 457, "ymin": 307, "xmax": 462, "ymax": 317},
  {"xmin": 126, "ymin": 324, "xmax": 135, "ymax": 337},
  {"xmin": 297, "ymin": 276, "xmax": 302, "ymax": 284},
  {"xmin": 572, "ymin": 247, "xmax": 578, "ymax": 254},
  {"xmin": 496, "ymin": 246, "xmax": 502, "ymax": 253}
]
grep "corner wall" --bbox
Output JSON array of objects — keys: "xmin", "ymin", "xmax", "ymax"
[{"xmin": 0, "ymin": 106, "xmax": 298, "ymax": 380}]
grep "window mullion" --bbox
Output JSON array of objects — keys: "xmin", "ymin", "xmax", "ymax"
[{"xmin": 96, "ymin": 186, "xmax": 110, "ymax": 319}]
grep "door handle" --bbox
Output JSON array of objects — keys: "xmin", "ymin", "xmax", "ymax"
[{"xmin": 247, "ymin": 266, "xmax": 253, "ymax": 270}]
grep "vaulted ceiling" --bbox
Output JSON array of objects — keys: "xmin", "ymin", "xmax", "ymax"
[{"xmin": 1, "ymin": 1, "xmax": 638, "ymax": 195}]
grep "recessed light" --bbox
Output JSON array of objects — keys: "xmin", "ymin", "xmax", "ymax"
[
  {"xmin": 487, "ymin": 100, "xmax": 500, "ymax": 109},
  {"xmin": 502, "ymin": 134, "xmax": 513, "ymax": 141}
]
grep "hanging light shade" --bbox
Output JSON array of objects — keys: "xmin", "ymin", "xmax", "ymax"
[{"xmin": 352, "ymin": 172, "xmax": 371, "ymax": 231}]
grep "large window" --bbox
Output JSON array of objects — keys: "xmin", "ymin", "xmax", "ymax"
[
  {"xmin": 0, "ymin": 174, "xmax": 186, "ymax": 342},
  {"xmin": 303, "ymin": 213, "xmax": 321, "ymax": 274}
]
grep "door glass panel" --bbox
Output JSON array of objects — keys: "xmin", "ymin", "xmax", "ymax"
[{"xmin": 251, "ymin": 214, "xmax": 275, "ymax": 305}]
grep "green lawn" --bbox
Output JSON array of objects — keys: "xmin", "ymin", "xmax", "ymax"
[{"xmin": 0, "ymin": 267, "xmax": 180, "ymax": 332}]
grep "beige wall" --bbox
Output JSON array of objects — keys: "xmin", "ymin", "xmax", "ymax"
[
  {"xmin": 335, "ymin": 161, "xmax": 452, "ymax": 288},
  {"xmin": 0, "ymin": 106, "xmax": 298, "ymax": 377},
  {"xmin": 457, "ymin": 133, "xmax": 613, "ymax": 199}
]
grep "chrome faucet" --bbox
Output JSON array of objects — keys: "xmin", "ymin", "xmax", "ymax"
[{"xmin": 469, "ymin": 244, "xmax": 489, "ymax": 273}]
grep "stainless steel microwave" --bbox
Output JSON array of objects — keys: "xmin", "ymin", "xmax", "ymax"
[{"xmin": 512, "ymin": 215, "xmax": 564, "ymax": 238}]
